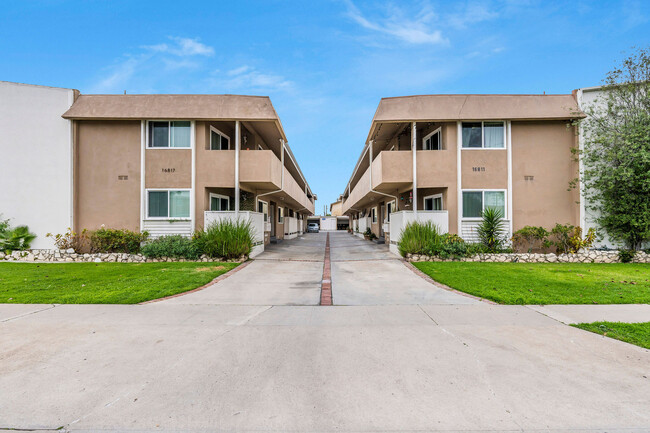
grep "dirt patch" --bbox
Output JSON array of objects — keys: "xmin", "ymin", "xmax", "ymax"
[{"xmin": 194, "ymin": 266, "xmax": 227, "ymax": 272}]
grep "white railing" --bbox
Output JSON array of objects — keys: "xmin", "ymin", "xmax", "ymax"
[
  {"xmin": 298, "ymin": 219, "xmax": 304, "ymax": 235},
  {"xmin": 284, "ymin": 216, "xmax": 299, "ymax": 239},
  {"xmin": 204, "ymin": 211, "xmax": 265, "ymax": 258},
  {"xmin": 143, "ymin": 220, "xmax": 193, "ymax": 238},
  {"xmin": 461, "ymin": 219, "xmax": 510, "ymax": 244},
  {"xmin": 388, "ymin": 211, "xmax": 449, "ymax": 256}
]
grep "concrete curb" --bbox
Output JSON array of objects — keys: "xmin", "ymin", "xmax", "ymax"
[
  {"xmin": 139, "ymin": 260, "xmax": 252, "ymax": 304},
  {"xmin": 403, "ymin": 260, "xmax": 497, "ymax": 305}
]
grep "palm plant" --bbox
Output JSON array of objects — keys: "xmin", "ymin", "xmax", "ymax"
[
  {"xmin": 0, "ymin": 222, "xmax": 36, "ymax": 252},
  {"xmin": 476, "ymin": 207, "xmax": 506, "ymax": 253}
]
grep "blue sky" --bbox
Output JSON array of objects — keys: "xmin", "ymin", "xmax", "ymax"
[{"xmin": 2, "ymin": 0, "xmax": 648, "ymax": 213}]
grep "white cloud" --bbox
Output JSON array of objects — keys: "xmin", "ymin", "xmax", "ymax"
[
  {"xmin": 448, "ymin": 1, "xmax": 499, "ymax": 29},
  {"xmin": 344, "ymin": 0, "xmax": 448, "ymax": 45},
  {"xmin": 89, "ymin": 56, "xmax": 141, "ymax": 93},
  {"xmin": 214, "ymin": 65, "xmax": 292, "ymax": 92},
  {"xmin": 142, "ymin": 37, "xmax": 214, "ymax": 57}
]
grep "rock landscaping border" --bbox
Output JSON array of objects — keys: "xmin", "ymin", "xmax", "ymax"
[
  {"xmin": 0, "ymin": 249, "xmax": 247, "ymax": 263},
  {"xmin": 405, "ymin": 250, "xmax": 650, "ymax": 264}
]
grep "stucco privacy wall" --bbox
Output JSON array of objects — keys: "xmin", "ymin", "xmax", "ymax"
[{"xmin": 0, "ymin": 81, "xmax": 75, "ymax": 249}]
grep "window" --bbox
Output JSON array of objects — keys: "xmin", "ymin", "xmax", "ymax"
[
  {"xmin": 209, "ymin": 193, "xmax": 230, "ymax": 211},
  {"xmin": 462, "ymin": 122, "xmax": 504, "ymax": 149},
  {"xmin": 462, "ymin": 190, "xmax": 505, "ymax": 218},
  {"xmin": 210, "ymin": 127, "xmax": 230, "ymax": 150},
  {"xmin": 278, "ymin": 207, "xmax": 284, "ymax": 223},
  {"xmin": 148, "ymin": 121, "xmax": 191, "ymax": 148},
  {"xmin": 424, "ymin": 194, "xmax": 443, "ymax": 211},
  {"xmin": 147, "ymin": 190, "xmax": 190, "ymax": 218},
  {"xmin": 372, "ymin": 207, "xmax": 377, "ymax": 223},
  {"xmin": 258, "ymin": 200, "xmax": 268, "ymax": 222},
  {"xmin": 423, "ymin": 128, "xmax": 441, "ymax": 150}
]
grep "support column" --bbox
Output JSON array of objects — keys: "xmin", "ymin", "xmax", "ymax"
[
  {"xmin": 235, "ymin": 120, "xmax": 240, "ymax": 217},
  {"xmin": 411, "ymin": 122, "xmax": 417, "ymax": 217}
]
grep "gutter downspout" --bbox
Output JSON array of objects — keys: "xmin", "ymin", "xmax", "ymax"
[
  {"xmin": 235, "ymin": 120, "xmax": 240, "ymax": 218},
  {"xmin": 411, "ymin": 122, "xmax": 417, "ymax": 218}
]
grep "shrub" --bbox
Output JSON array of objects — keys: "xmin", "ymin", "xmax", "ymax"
[
  {"xmin": 47, "ymin": 228, "xmax": 89, "ymax": 253},
  {"xmin": 398, "ymin": 221, "xmax": 440, "ymax": 257},
  {"xmin": 550, "ymin": 224, "xmax": 596, "ymax": 254},
  {"xmin": 195, "ymin": 219, "xmax": 254, "ymax": 259},
  {"xmin": 141, "ymin": 235, "xmax": 202, "ymax": 260},
  {"xmin": 512, "ymin": 226, "xmax": 549, "ymax": 253},
  {"xmin": 476, "ymin": 207, "xmax": 507, "ymax": 253},
  {"xmin": 90, "ymin": 228, "xmax": 149, "ymax": 254},
  {"xmin": 618, "ymin": 249, "xmax": 636, "ymax": 263},
  {"xmin": 0, "ymin": 216, "xmax": 36, "ymax": 252}
]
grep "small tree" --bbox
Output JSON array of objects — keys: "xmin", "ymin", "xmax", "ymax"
[
  {"xmin": 476, "ymin": 207, "xmax": 506, "ymax": 253},
  {"xmin": 577, "ymin": 47, "xmax": 650, "ymax": 250}
]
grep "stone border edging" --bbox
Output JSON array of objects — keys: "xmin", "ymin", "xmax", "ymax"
[
  {"xmin": 139, "ymin": 260, "xmax": 252, "ymax": 304},
  {"xmin": 404, "ymin": 250, "xmax": 650, "ymax": 264},
  {"xmin": 403, "ymin": 261, "xmax": 497, "ymax": 304},
  {"xmin": 0, "ymin": 249, "xmax": 247, "ymax": 264}
]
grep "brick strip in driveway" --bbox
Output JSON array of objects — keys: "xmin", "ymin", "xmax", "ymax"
[{"xmin": 320, "ymin": 232, "xmax": 332, "ymax": 306}]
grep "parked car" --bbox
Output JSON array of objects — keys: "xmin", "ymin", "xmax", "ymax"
[{"xmin": 307, "ymin": 223, "xmax": 320, "ymax": 233}]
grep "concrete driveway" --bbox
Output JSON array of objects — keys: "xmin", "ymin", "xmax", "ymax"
[
  {"xmin": 163, "ymin": 232, "xmax": 327, "ymax": 305},
  {"xmin": 1, "ymin": 302, "xmax": 649, "ymax": 432},
  {"xmin": 1, "ymin": 232, "xmax": 649, "ymax": 432},
  {"xmin": 330, "ymin": 232, "xmax": 477, "ymax": 305}
]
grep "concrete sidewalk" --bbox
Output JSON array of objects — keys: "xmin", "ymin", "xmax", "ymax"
[
  {"xmin": 528, "ymin": 303, "xmax": 650, "ymax": 324},
  {"xmin": 0, "ymin": 302, "xmax": 648, "ymax": 432}
]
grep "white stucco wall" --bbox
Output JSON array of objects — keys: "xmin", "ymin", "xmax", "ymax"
[
  {"xmin": 0, "ymin": 81, "xmax": 75, "ymax": 249},
  {"xmin": 576, "ymin": 85, "xmax": 623, "ymax": 249}
]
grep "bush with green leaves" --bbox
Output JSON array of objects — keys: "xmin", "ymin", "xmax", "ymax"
[
  {"xmin": 618, "ymin": 249, "xmax": 637, "ymax": 263},
  {"xmin": 398, "ymin": 221, "xmax": 440, "ymax": 257},
  {"xmin": 550, "ymin": 224, "xmax": 596, "ymax": 254},
  {"xmin": 476, "ymin": 208, "xmax": 507, "ymax": 253},
  {"xmin": 575, "ymin": 47, "xmax": 650, "ymax": 250},
  {"xmin": 90, "ymin": 228, "xmax": 149, "ymax": 254},
  {"xmin": 195, "ymin": 219, "xmax": 254, "ymax": 259},
  {"xmin": 0, "ymin": 216, "xmax": 36, "ymax": 252},
  {"xmin": 512, "ymin": 226, "xmax": 550, "ymax": 253},
  {"xmin": 141, "ymin": 235, "xmax": 202, "ymax": 260}
]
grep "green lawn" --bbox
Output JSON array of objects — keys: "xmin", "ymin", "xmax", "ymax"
[
  {"xmin": 572, "ymin": 322, "xmax": 650, "ymax": 349},
  {"xmin": 0, "ymin": 262, "xmax": 238, "ymax": 304},
  {"xmin": 413, "ymin": 262, "xmax": 650, "ymax": 305}
]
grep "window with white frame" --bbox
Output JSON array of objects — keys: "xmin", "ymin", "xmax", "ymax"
[
  {"xmin": 461, "ymin": 122, "xmax": 505, "ymax": 149},
  {"xmin": 209, "ymin": 193, "xmax": 230, "ymax": 211},
  {"xmin": 462, "ymin": 190, "xmax": 505, "ymax": 218},
  {"xmin": 372, "ymin": 207, "xmax": 377, "ymax": 223},
  {"xmin": 423, "ymin": 128, "xmax": 442, "ymax": 150},
  {"xmin": 278, "ymin": 207, "xmax": 284, "ymax": 223},
  {"xmin": 210, "ymin": 126, "xmax": 230, "ymax": 150},
  {"xmin": 147, "ymin": 190, "xmax": 190, "ymax": 218},
  {"xmin": 258, "ymin": 200, "xmax": 268, "ymax": 222},
  {"xmin": 148, "ymin": 121, "xmax": 191, "ymax": 148},
  {"xmin": 424, "ymin": 194, "xmax": 443, "ymax": 211}
]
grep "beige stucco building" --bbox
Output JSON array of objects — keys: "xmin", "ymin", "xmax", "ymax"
[
  {"xmin": 60, "ymin": 93, "xmax": 315, "ymax": 246},
  {"xmin": 340, "ymin": 94, "xmax": 584, "ymax": 252}
]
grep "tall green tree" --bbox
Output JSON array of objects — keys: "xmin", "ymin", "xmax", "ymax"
[{"xmin": 578, "ymin": 47, "xmax": 650, "ymax": 250}]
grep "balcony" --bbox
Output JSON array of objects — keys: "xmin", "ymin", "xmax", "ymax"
[
  {"xmin": 343, "ymin": 149, "xmax": 457, "ymax": 214},
  {"xmin": 240, "ymin": 150, "xmax": 282, "ymax": 189}
]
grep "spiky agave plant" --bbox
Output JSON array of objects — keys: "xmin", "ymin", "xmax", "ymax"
[{"xmin": 476, "ymin": 207, "xmax": 506, "ymax": 253}]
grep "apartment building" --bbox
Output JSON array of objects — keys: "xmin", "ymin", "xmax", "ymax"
[
  {"xmin": 340, "ymin": 94, "xmax": 584, "ymax": 253},
  {"xmin": 1, "ymin": 82, "xmax": 315, "ymax": 251}
]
